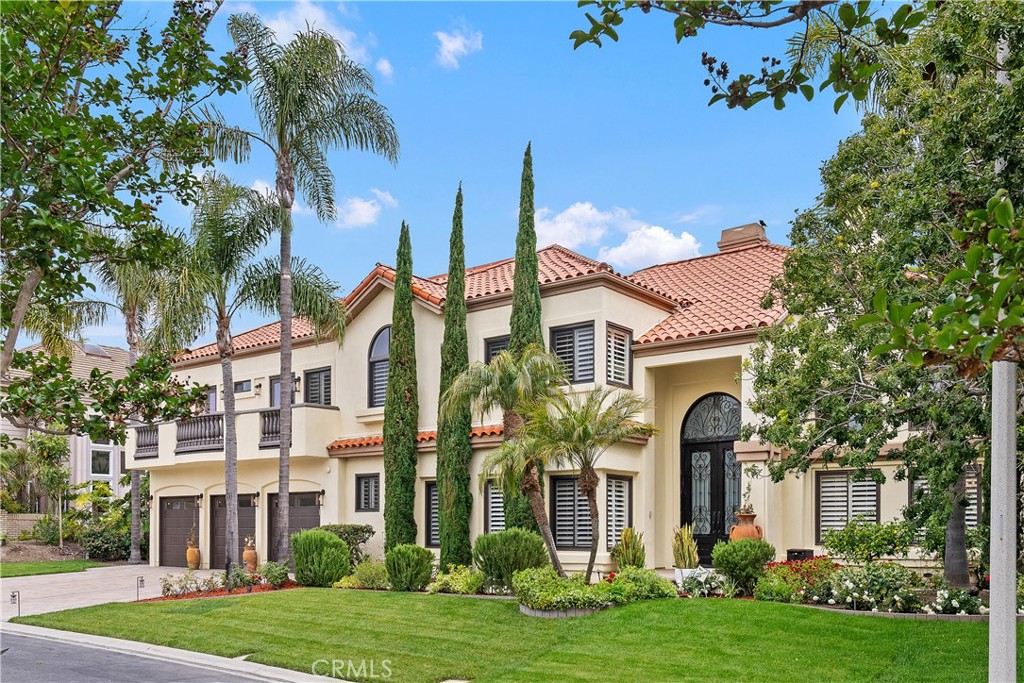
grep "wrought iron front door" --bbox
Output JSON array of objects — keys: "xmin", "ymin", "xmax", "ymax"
[{"xmin": 681, "ymin": 441, "xmax": 740, "ymax": 564}]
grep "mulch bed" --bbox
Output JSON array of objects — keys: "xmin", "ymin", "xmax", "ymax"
[{"xmin": 141, "ymin": 580, "xmax": 301, "ymax": 602}]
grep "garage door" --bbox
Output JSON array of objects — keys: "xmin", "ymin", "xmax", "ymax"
[
  {"xmin": 159, "ymin": 496, "xmax": 198, "ymax": 567},
  {"xmin": 209, "ymin": 495, "xmax": 257, "ymax": 570},
  {"xmin": 267, "ymin": 491, "xmax": 321, "ymax": 561}
]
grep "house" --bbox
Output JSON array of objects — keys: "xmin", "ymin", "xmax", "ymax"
[
  {"xmin": 127, "ymin": 223, "xmax": 979, "ymax": 569},
  {"xmin": 2, "ymin": 342, "xmax": 131, "ymax": 511}
]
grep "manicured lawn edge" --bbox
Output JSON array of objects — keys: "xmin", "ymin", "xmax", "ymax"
[{"xmin": 0, "ymin": 560, "xmax": 106, "ymax": 578}]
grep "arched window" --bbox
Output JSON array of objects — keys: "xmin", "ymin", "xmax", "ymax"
[{"xmin": 368, "ymin": 326, "xmax": 391, "ymax": 407}]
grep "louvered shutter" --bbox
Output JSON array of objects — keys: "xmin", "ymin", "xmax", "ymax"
[
  {"xmin": 606, "ymin": 326, "xmax": 630, "ymax": 385},
  {"xmin": 370, "ymin": 360, "xmax": 388, "ymax": 407},
  {"xmin": 606, "ymin": 477, "xmax": 630, "ymax": 550},
  {"xmin": 305, "ymin": 369, "xmax": 331, "ymax": 406},
  {"xmin": 552, "ymin": 328, "xmax": 576, "ymax": 376},
  {"xmin": 426, "ymin": 482, "xmax": 439, "ymax": 547},
  {"xmin": 551, "ymin": 324, "xmax": 595, "ymax": 383},
  {"xmin": 357, "ymin": 475, "xmax": 379, "ymax": 512},
  {"xmin": 914, "ymin": 471, "xmax": 980, "ymax": 529},
  {"xmin": 486, "ymin": 482, "xmax": 505, "ymax": 532},
  {"xmin": 553, "ymin": 478, "xmax": 578, "ymax": 548},
  {"xmin": 486, "ymin": 336, "xmax": 510, "ymax": 362},
  {"xmin": 818, "ymin": 473, "xmax": 852, "ymax": 535},
  {"xmin": 850, "ymin": 479, "xmax": 878, "ymax": 522}
]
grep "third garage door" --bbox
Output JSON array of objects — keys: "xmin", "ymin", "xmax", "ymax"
[
  {"xmin": 159, "ymin": 496, "xmax": 198, "ymax": 567},
  {"xmin": 267, "ymin": 491, "xmax": 321, "ymax": 561},
  {"xmin": 209, "ymin": 495, "xmax": 257, "ymax": 570}
]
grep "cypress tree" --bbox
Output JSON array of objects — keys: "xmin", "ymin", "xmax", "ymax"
[
  {"xmin": 383, "ymin": 222, "xmax": 419, "ymax": 551},
  {"xmin": 506, "ymin": 142, "xmax": 544, "ymax": 531},
  {"xmin": 437, "ymin": 184, "xmax": 474, "ymax": 567}
]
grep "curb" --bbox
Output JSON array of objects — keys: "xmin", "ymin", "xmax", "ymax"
[{"xmin": 0, "ymin": 622, "xmax": 345, "ymax": 683}]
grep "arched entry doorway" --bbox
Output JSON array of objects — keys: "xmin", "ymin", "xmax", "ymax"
[{"xmin": 680, "ymin": 392, "xmax": 742, "ymax": 565}]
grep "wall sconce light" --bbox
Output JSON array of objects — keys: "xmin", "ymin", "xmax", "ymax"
[
  {"xmin": 254, "ymin": 382, "xmax": 263, "ymax": 396},
  {"xmin": 317, "ymin": 489, "xmax": 326, "ymax": 506},
  {"xmin": 251, "ymin": 492, "xmax": 260, "ymax": 507},
  {"xmin": 294, "ymin": 375, "xmax": 301, "ymax": 390},
  {"xmin": 195, "ymin": 493, "xmax": 204, "ymax": 508}
]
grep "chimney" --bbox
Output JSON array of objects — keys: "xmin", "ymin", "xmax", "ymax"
[{"xmin": 717, "ymin": 222, "xmax": 768, "ymax": 252}]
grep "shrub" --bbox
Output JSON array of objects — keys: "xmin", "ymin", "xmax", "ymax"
[
  {"xmin": 924, "ymin": 587, "xmax": 983, "ymax": 615},
  {"xmin": 595, "ymin": 566, "xmax": 677, "ymax": 604},
  {"xmin": 472, "ymin": 529, "xmax": 548, "ymax": 591},
  {"xmin": 333, "ymin": 575, "xmax": 361, "ymax": 589},
  {"xmin": 610, "ymin": 527, "xmax": 646, "ymax": 569},
  {"xmin": 80, "ymin": 524, "xmax": 130, "ymax": 561},
  {"xmin": 829, "ymin": 562, "xmax": 921, "ymax": 612},
  {"xmin": 318, "ymin": 524, "xmax": 375, "ymax": 566},
  {"xmin": 353, "ymin": 558, "xmax": 390, "ymax": 590},
  {"xmin": 758, "ymin": 556, "xmax": 839, "ymax": 604},
  {"xmin": 822, "ymin": 517, "xmax": 912, "ymax": 564},
  {"xmin": 260, "ymin": 560, "xmax": 290, "ymax": 589},
  {"xmin": 711, "ymin": 539, "xmax": 776, "ymax": 594},
  {"xmin": 291, "ymin": 529, "xmax": 351, "ymax": 587},
  {"xmin": 1018, "ymin": 574, "xmax": 1024, "ymax": 614},
  {"xmin": 753, "ymin": 565, "xmax": 804, "ymax": 603},
  {"xmin": 160, "ymin": 570, "xmax": 221, "ymax": 597},
  {"xmin": 672, "ymin": 525, "xmax": 699, "ymax": 569},
  {"xmin": 385, "ymin": 544, "xmax": 434, "ymax": 591},
  {"xmin": 229, "ymin": 564, "xmax": 260, "ymax": 592},
  {"xmin": 679, "ymin": 571, "xmax": 721, "ymax": 598},
  {"xmin": 428, "ymin": 564, "xmax": 485, "ymax": 595},
  {"xmin": 512, "ymin": 567, "xmax": 610, "ymax": 611}
]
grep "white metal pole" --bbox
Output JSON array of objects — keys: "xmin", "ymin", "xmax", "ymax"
[{"xmin": 989, "ymin": 359, "xmax": 1018, "ymax": 683}]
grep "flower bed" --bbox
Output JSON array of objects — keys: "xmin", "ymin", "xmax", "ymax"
[{"xmin": 142, "ymin": 579, "xmax": 300, "ymax": 602}]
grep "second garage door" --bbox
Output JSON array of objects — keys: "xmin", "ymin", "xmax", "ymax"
[
  {"xmin": 267, "ymin": 491, "xmax": 321, "ymax": 561},
  {"xmin": 159, "ymin": 496, "xmax": 198, "ymax": 567},
  {"xmin": 209, "ymin": 495, "xmax": 257, "ymax": 570}
]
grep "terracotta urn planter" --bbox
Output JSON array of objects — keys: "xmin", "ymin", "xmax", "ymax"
[
  {"xmin": 186, "ymin": 545, "xmax": 201, "ymax": 569},
  {"xmin": 728, "ymin": 512, "xmax": 763, "ymax": 541},
  {"xmin": 243, "ymin": 545, "xmax": 258, "ymax": 572}
]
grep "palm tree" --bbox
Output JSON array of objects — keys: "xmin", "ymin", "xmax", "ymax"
[
  {"xmin": 521, "ymin": 387, "xmax": 655, "ymax": 582},
  {"xmin": 209, "ymin": 15, "xmax": 399, "ymax": 561},
  {"xmin": 441, "ymin": 344, "xmax": 566, "ymax": 572},
  {"xmin": 152, "ymin": 173, "xmax": 346, "ymax": 572}
]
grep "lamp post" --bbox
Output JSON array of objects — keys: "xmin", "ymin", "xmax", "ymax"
[
  {"xmin": 136, "ymin": 576, "xmax": 146, "ymax": 602},
  {"xmin": 10, "ymin": 590, "xmax": 20, "ymax": 617}
]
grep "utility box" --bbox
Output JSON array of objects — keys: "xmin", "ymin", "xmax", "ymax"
[{"xmin": 787, "ymin": 548, "xmax": 814, "ymax": 562}]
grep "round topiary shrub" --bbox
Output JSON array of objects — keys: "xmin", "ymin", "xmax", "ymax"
[
  {"xmin": 472, "ymin": 528, "xmax": 549, "ymax": 591},
  {"xmin": 711, "ymin": 538, "xmax": 776, "ymax": 594},
  {"xmin": 385, "ymin": 544, "xmax": 434, "ymax": 591},
  {"xmin": 291, "ymin": 529, "xmax": 351, "ymax": 587}
]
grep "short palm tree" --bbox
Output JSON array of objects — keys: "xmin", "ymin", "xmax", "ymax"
[
  {"xmin": 441, "ymin": 344, "xmax": 566, "ymax": 572},
  {"xmin": 210, "ymin": 15, "xmax": 399, "ymax": 561},
  {"xmin": 522, "ymin": 387, "xmax": 656, "ymax": 582},
  {"xmin": 152, "ymin": 173, "xmax": 346, "ymax": 571}
]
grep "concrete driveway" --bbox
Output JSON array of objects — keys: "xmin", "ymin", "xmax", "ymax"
[{"xmin": 2, "ymin": 565, "xmax": 221, "ymax": 621}]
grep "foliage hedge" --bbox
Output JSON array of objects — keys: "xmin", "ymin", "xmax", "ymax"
[
  {"xmin": 472, "ymin": 528, "xmax": 548, "ymax": 591},
  {"xmin": 711, "ymin": 539, "xmax": 776, "ymax": 594},
  {"xmin": 292, "ymin": 529, "xmax": 351, "ymax": 587},
  {"xmin": 512, "ymin": 566, "xmax": 676, "ymax": 611},
  {"xmin": 385, "ymin": 544, "xmax": 434, "ymax": 591},
  {"xmin": 428, "ymin": 564, "xmax": 485, "ymax": 595}
]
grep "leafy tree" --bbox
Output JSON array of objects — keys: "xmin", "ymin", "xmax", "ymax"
[
  {"xmin": 383, "ymin": 223, "xmax": 419, "ymax": 551},
  {"xmin": 518, "ymin": 387, "xmax": 655, "ymax": 581},
  {"xmin": 213, "ymin": 15, "xmax": 399, "ymax": 561},
  {"xmin": 26, "ymin": 434, "xmax": 72, "ymax": 548},
  {"xmin": 437, "ymin": 186, "xmax": 474, "ymax": 567},
  {"xmin": 1, "ymin": 0, "xmax": 247, "ymax": 374},
  {"xmin": 153, "ymin": 173, "xmax": 345, "ymax": 572},
  {"xmin": 506, "ymin": 142, "xmax": 545, "ymax": 531},
  {"xmin": 442, "ymin": 345, "xmax": 567, "ymax": 573},
  {"xmin": 570, "ymin": 1, "xmax": 935, "ymax": 111}
]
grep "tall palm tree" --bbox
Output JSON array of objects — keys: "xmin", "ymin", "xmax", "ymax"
[
  {"xmin": 152, "ymin": 173, "xmax": 346, "ymax": 572},
  {"xmin": 521, "ymin": 387, "xmax": 655, "ymax": 582},
  {"xmin": 210, "ymin": 15, "xmax": 399, "ymax": 561},
  {"xmin": 441, "ymin": 344, "xmax": 566, "ymax": 572}
]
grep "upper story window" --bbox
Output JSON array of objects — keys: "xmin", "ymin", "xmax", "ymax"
[
  {"xmin": 368, "ymin": 326, "xmax": 391, "ymax": 408},
  {"xmin": 234, "ymin": 379, "xmax": 252, "ymax": 393},
  {"xmin": 90, "ymin": 437, "xmax": 113, "ymax": 478},
  {"xmin": 204, "ymin": 387, "xmax": 217, "ymax": 413},
  {"xmin": 606, "ymin": 324, "xmax": 632, "ymax": 387},
  {"xmin": 551, "ymin": 322, "xmax": 595, "ymax": 383},
  {"xmin": 304, "ymin": 368, "xmax": 332, "ymax": 406},
  {"xmin": 485, "ymin": 336, "xmax": 510, "ymax": 362}
]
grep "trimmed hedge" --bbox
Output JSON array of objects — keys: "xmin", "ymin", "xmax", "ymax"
[
  {"xmin": 292, "ymin": 529, "xmax": 351, "ymax": 587},
  {"xmin": 386, "ymin": 544, "xmax": 434, "ymax": 591},
  {"xmin": 711, "ymin": 539, "xmax": 776, "ymax": 594},
  {"xmin": 472, "ymin": 528, "xmax": 548, "ymax": 591}
]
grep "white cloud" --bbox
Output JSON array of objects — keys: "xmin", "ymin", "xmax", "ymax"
[
  {"xmin": 599, "ymin": 226, "xmax": 701, "ymax": 271},
  {"xmin": 675, "ymin": 204, "xmax": 721, "ymax": 225},
  {"xmin": 370, "ymin": 188, "xmax": 398, "ymax": 208},
  {"xmin": 257, "ymin": 0, "xmax": 374, "ymax": 63},
  {"xmin": 535, "ymin": 202, "xmax": 641, "ymax": 250},
  {"xmin": 251, "ymin": 178, "xmax": 313, "ymax": 216},
  {"xmin": 375, "ymin": 57, "xmax": 394, "ymax": 82},
  {"xmin": 336, "ymin": 190, "xmax": 398, "ymax": 229},
  {"xmin": 434, "ymin": 26, "xmax": 483, "ymax": 69}
]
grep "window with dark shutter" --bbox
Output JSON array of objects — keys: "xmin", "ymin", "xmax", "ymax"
[
  {"xmin": 485, "ymin": 336, "xmax": 510, "ymax": 362},
  {"xmin": 551, "ymin": 476, "xmax": 592, "ymax": 549},
  {"xmin": 356, "ymin": 474, "xmax": 380, "ymax": 512},
  {"xmin": 606, "ymin": 476, "xmax": 631, "ymax": 550},
  {"xmin": 817, "ymin": 471, "xmax": 879, "ymax": 542},
  {"xmin": 304, "ymin": 368, "xmax": 332, "ymax": 406},
  {"xmin": 485, "ymin": 481, "xmax": 505, "ymax": 532},
  {"xmin": 606, "ymin": 324, "xmax": 631, "ymax": 386},
  {"xmin": 425, "ymin": 481, "xmax": 439, "ymax": 547},
  {"xmin": 368, "ymin": 326, "xmax": 390, "ymax": 407},
  {"xmin": 550, "ymin": 322, "xmax": 595, "ymax": 383},
  {"xmin": 912, "ymin": 467, "xmax": 980, "ymax": 529}
]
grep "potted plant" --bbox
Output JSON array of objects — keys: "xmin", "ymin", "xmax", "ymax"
[
  {"xmin": 186, "ymin": 526, "xmax": 201, "ymax": 569},
  {"xmin": 729, "ymin": 467, "xmax": 763, "ymax": 541},
  {"xmin": 243, "ymin": 535, "xmax": 258, "ymax": 572},
  {"xmin": 672, "ymin": 524, "xmax": 702, "ymax": 586}
]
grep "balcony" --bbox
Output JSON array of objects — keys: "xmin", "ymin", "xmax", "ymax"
[
  {"xmin": 134, "ymin": 424, "xmax": 159, "ymax": 459},
  {"xmin": 259, "ymin": 409, "xmax": 281, "ymax": 448},
  {"xmin": 175, "ymin": 413, "xmax": 224, "ymax": 454}
]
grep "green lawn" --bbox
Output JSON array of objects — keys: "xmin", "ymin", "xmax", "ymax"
[
  {"xmin": 0, "ymin": 559, "xmax": 105, "ymax": 578},
  {"xmin": 15, "ymin": 590, "xmax": 1004, "ymax": 682}
]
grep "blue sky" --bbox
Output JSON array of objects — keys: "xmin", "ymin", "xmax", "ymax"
[{"xmin": 85, "ymin": 1, "xmax": 861, "ymax": 348}]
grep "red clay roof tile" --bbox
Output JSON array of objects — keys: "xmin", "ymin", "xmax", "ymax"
[{"xmin": 327, "ymin": 424, "xmax": 503, "ymax": 451}]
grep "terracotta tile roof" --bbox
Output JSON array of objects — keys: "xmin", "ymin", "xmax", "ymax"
[
  {"xmin": 177, "ymin": 318, "xmax": 316, "ymax": 362},
  {"xmin": 629, "ymin": 243, "xmax": 789, "ymax": 344},
  {"xmin": 327, "ymin": 424, "xmax": 503, "ymax": 452}
]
